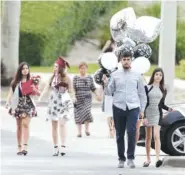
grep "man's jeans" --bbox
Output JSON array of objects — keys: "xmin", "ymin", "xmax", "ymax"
[{"xmin": 113, "ymin": 105, "xmax": 139, "ymax": 161}]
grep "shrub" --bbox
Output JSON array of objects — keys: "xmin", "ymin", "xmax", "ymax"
[{"xmin": 19, "ymin": 1, "xmax": 115, "ymax": 66}]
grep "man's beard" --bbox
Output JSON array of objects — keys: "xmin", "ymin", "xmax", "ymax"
[{"xmin": 122, "ymin": 65, "xmax": 130, "ymax": 70}]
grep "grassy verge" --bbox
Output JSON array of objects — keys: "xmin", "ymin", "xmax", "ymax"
[{"xmin": 30, "ymin": 64, "xmax": 185, "ymax": 79}]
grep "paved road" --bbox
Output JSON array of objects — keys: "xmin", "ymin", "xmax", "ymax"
[{"xmin": 1, "ymin": 107, "xmax": 185, "ymax": 175}]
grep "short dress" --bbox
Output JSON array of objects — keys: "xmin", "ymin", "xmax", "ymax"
[
  {"xmin": 47, "ymin": 77, "xmax": 74, "ymax": 121},
  {"xmin": 9, "ymin": 82, "xmax": 37, "ymax": 118},
  {"xmin": 145, "ymin": 85, "xmax": 163, "ymax": 126}
]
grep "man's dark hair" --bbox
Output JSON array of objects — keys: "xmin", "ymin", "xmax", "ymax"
[{"xmin": 118, "ymin": 51, "xmax": 132, "ymax": 61}]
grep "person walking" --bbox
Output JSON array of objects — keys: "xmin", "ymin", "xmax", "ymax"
[
  {"xmin": 103, "ymin": 51, "xmax": 147, "ymax": 168},
  {"xmin": 39, "ymin": 56, "xmax": 74, "ymax": 156},
  {"xmin": 5, "ymin": 62, "xmax": 40, "ymax": 156},
  {"xmin": 143, "ymin": 68, "xmax": 173, "ymax": 168},
  {"xmin": 73, "ymin": 62, "xmax": 101, "ymax": 137}
]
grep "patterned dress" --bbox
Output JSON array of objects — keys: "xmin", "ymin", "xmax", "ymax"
[
  {"xmin": 145, "ymin": 85, "xmax": 163, "ymax": 126},
  {"xmin": 47, "ymin": 76, "xmax": 74, "ymax": 121},
  {"xmin": 9, "ymin": 83, "xmax": 37, "ymax": 118},
  {"xmin": 73, "ymin": 75, "xmax": 96, "ymax": 124}
]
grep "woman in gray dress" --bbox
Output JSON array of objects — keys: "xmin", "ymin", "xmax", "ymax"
[
  {"xmin": 143, "ymin": 68, "xmax": 173, "ymax": 167},
  {"xmin": 73, "ymin": 62, "xmax": 101, "ymax": 137}
]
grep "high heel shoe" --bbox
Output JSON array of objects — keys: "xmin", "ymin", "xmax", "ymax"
[
  {"xmin": 17, "ymin": 145, "xmax": 22, "ymax": 155},
  {"xmin": 53, "ymin": 146, "xmax": 59, "ymax": 156},
  {"xmin": 85, "ymin": 131, "xmax": 90, "ymax": 136},
  {"xmin": 61, "ymin": 145, "xmax": 66, "ymax": 156},
  {"xmin": 156, "ymin": 160, "xmax": 163, "ymax": 168},
  {"xmin": 22, "ymin": 144, "xmax": 28, "ymax": 156}
]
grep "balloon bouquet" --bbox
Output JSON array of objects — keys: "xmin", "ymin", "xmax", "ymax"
[{"xmin": 94, "ymin": 7, "xmax": 162, "ymax": 85}]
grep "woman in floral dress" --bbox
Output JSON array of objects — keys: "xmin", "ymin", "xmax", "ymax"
[
  {"xmin": 5, "ymin": 62, "xmax": 40, "ymax": 156},
  {"xmin": 39, "ymin": 57, "xmax": 73, "ymax": 156}
]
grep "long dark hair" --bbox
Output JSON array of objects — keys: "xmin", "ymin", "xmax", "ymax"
[
  {"xmin": 148, "ymin": 67, "xmax": 165, "ymax": 93},
  {"xmin": 11, "ymin": 62, "xmax": 30, "ymax": 89},
  {"xmin": 49, "ymin": 66, "xmax": 67, "ymax": 86}
]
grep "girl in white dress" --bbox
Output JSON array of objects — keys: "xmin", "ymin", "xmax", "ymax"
[{"xmin": 39, "ymin": 57, "xmax": 73, "ymax": 156}]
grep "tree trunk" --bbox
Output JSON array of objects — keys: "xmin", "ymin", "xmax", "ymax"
[{"xmin": 1, "ymin": 0, "xmax": 21, "ymax": 86}]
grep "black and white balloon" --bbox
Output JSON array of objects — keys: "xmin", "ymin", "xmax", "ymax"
[
  {"xmin": 115, "ymin": 44, "xmax": 134, "ymax": 60},
  {"xmin": 133, "ymin": 43, "xmax": 152, "ymax": 59},
  {"xmin": 94, "ymin": 68, "xmax": 105, "ymax": 85}
]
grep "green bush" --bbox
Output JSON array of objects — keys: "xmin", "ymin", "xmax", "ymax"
[
  {"xmin": 179, "ymin": 59, "xmax": 185, "ymax": 73},
  {"xmin": 20, "ymin": 1, "xmax": 115, "ymax": 66}
]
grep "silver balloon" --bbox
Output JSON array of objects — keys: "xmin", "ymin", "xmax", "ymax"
[
  {"xmin": 134, "ymin": 43, "xmax": 152, "ymax": 59},
  {"xmin": 116, "ymin": 37, "xmax": 136, "ymax": 48},
  {"xmin": 110, "ymin": 7, "xmax": 136, "ymax": 41},
  {"xmin": 127, "ymin": 16, "xmax": 162, "ymax": 43}
]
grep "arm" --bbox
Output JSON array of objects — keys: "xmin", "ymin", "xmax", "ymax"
[
  {"xmin": 102, "ymin": 40, "xmax": 111, "ymax": 52},
  {"xmin": 138, "ymin": 75, "xmax": 147, "ymax": 113},
  {"xmin": 106, "ymin": 76, "xmax": 116, "ymax": 96},
  {"xmin": 160, "ymin": 91, "xmax": 171, "ymax": 111},
  {"xmin": 38, "ymin": 82, "xmax": 50, "ymax": 101}
]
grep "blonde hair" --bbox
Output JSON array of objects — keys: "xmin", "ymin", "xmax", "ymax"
[{"xmin": 78, "ymin": 62, "xmax": 88, "ymax": 69}]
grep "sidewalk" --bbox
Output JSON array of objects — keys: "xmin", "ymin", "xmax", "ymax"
[{"xmin": 1, "ymin": 106, "xmax": 185, "ymax": 175}]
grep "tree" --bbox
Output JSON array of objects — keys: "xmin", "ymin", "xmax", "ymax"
[{"xmin": 1, "ymin": 0, "xmax": 21, "ymax": 86}]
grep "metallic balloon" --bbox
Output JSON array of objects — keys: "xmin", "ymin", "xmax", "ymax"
[
  {"xmin": 116, "ymin": 37, "xmax": 136, "ymax": 48},
  {"xmin": 110, "ymin": 7, "xmax": 136, "ymax": 41},
  {"xmin": 127, "ymin": 16, "xmax": 162, "ymax": 43},
  {"xmin": 93, "ymin": 68, "xmax": 105, "ymax": 85},
  {"xmin": 133, "ymin": 43, "xmax": 152, "ymax": 59},
  {"xmin": 114, "ymin": 44, "xmax": 134, "ymax": 60}
]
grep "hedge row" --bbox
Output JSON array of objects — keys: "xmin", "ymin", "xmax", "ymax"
[{"xmin": 19, "ymin": 1, "xmax": 115, "ymax": 65}]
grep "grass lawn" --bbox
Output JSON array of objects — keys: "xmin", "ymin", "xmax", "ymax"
[{"xmin": 30, "ymin": 64, "xmax": 185, "ymax": 80}]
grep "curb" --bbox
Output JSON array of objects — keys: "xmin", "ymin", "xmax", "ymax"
[{"xmin": 162, "ymin": 156, "xmax": 185, "ymax": 168}]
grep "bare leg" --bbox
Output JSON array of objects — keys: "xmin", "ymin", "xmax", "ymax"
[
  {"xmin": 22, "ymin": 116, "xmax": 31, "ymax": 151},
  {"xmin": 59, "ymin": 118, "xmax": 67, "ymax": 155},
  {"xmin": 85, "ymin": 121, "xmax": 90, "ymax": 136},
  {"xmin": 52, "ymin": 120, "xmax": 59, "ymax": 155},
  {"xmin": 136, "ymin": 119, "xmax": 141, "ymax": 143},
  {"xmin": 59, "ymin": 118, "xmax": 66, "ymax": 146},
  {"xmin": 154, "ymin": 125, "xmax": 161, "ymax": 161},
  {"xmin": 52, "ymin": 121, "xmax": 58, "ymax": 146},
  {"xmin": 145, "ymin": 127, "xmax": 152, "ymax": 164},
  {"xmin": 16, "ymin": 118, "xmax": 23, "ymax": 153},
  {"xmin": 107, "ymin": 117, "xmax": 113, "ymax": 138},
  {"xmin": 77, "ymin": 124, "xmax": 82, "ymax": 137}
]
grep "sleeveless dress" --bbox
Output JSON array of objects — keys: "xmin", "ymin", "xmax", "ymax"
[
  {"xmin": 9, "ymin": 82, "xmax": 37, "ymax": 118},
  {"xmin": 145, "ymin": 85, "xmax": 163, "ymax": 126},
  {"xmin": 47, "ymin": 77, "xmax": 74, "ymax": 121}
]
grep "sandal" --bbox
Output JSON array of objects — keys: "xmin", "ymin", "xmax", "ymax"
[
  {"xmin": 156, "ymin": 160, "xmax": 163, "ymax": 168},
  {"xmin": 53, "ymin": 146, "xmax": 59, "ymax": 156},
  {"xmin": 61, "ymin": 145, "xmax": 66, "ymax": 156},
  {"xmin": 17, "ymin": 145, "xmax": 22, "ymax": 155},
  {"xmin": 22, "ymin": 144, "xmax": 28, "ymax": 156},
  {"xmin": 143, "ymin": 161, "xmax": 151, "ymax": 167}
]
